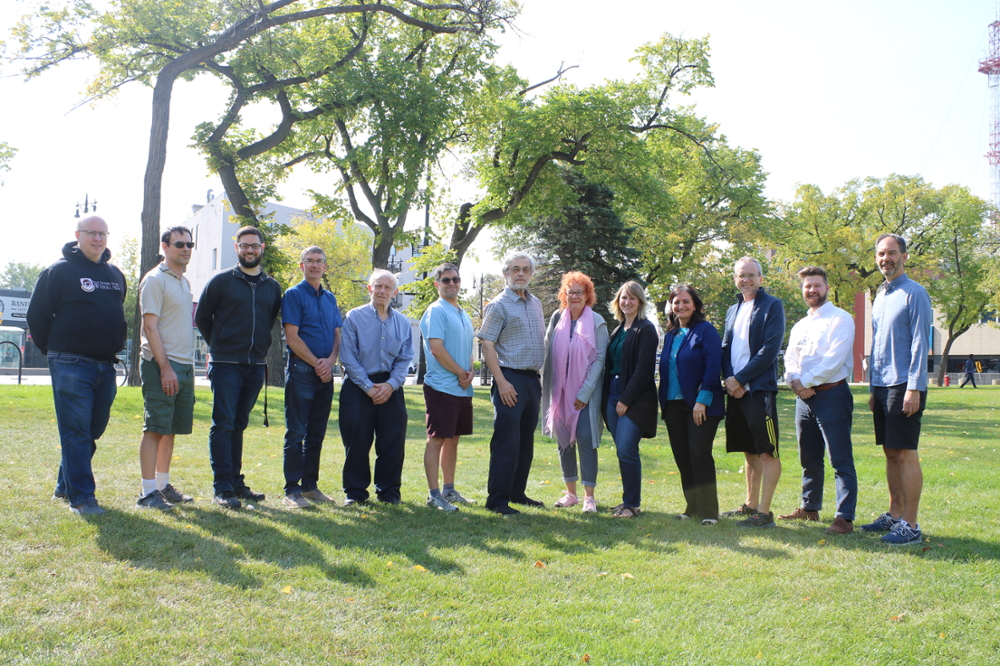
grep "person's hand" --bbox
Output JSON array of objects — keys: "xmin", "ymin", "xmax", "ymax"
[
  {"xmin": 458, "ymin": 370, "xmax": 475, "ymax": 390},
  {"xmin": 868, "ymin": 393, "xmax": 876, "ymax": 412},
  {"xmin": 724, "ymin": 376, "xmax": 746, "ymax": 399},
  {"xmin": 367, "ymin": 383, "xmax": 393, "ymax": 405},
  {"xmin": 160, "ymin": 366, "xmax": 179, "ymax": 397},
  {"xmin": 497, "ymin": 379, "xmax": 518, "ymax": 407},
  {"xmin": 902, "ymin": 389, "xmax": 921, "ymax": 417},
  {"xmin": 616, "ymin": 400, "xmax": 628, "ymax": 417},
  {"xmin": 798, "ymin": 387, "xmax": 816, "ymax": 400},
  {"xmin": 573, "ymin": 398, "xmax": 587, "ymax": 410},
  {"xmin": 314, "ymin": 357, "xmax": 334, "ymax": 383},
  {"xmin": 692, "ymin": 402, "xmax": 706, "ymax": 426}
]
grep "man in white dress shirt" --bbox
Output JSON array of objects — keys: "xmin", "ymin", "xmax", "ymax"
[{"xmin": 778, "ymin": 266, "xmax": 858, "ymax": 535}]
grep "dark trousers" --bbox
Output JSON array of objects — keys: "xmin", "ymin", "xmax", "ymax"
[
  {"xmin": 207, "ymin": 362, "xmax": 265, "ymax": 495},
  {"xmin": 664, "ymin": 400, "xmax": 721, "ymax": 520},
  {"xmin": 486, "ymin": 370, "xmax": 541, "ymax": 509},
  {"xmin": 796, "ymin": 382, "xmax": 857, "ymax": 520},
  {"xmin": 283, "ymin": 357, "xmax": 334, "ymax": 494},
  {"xmin": 960, "ymin": 372, "xmax": 977, "ymax": 388},
  {"xmin": 339, "ymin": 374, "xmax": 407, "ymax": 502},
  {"xmin": 48, "ymin": 352, "xmax": 117, "ymax": 506}
]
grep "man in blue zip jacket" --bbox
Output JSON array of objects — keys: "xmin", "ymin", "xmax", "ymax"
[
  {"xmin": 27, "ymin": 216, "xmax": 127, "ymax": 516},
  {"xmin": 720, "ymin": 257, "xmax": 786, "ymax": 528},
  {"xmin": 195, "ymin": 226, "xmax": 282, "ymax": 509}
]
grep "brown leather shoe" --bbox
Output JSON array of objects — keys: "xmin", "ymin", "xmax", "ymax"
[
  {"xmin": 824, "ymin": 517, "xmax": 854, "ymax": 534},
  {"xmin": 778, "ymin": 507, "xmax": 820, "ymax": 521}
]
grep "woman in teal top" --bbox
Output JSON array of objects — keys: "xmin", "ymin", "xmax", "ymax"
[{"xmin": 658, "ymin": 285, "xmax": 725, "ymax": 525}]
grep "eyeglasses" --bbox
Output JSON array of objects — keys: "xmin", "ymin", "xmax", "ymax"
[
  {"xmin": 438, "ymin": 277, "xmax": 461, "ymax": 285},
  {"xmin": 170, "ymin": 241, "xmax": 195, "ymax": 249},
  {"xmin": 303, "ymin": 259, "xmax": 326, "ymax": 266},
  {"xmin": 80, "ymin": 230, "xmax": 109, "ymax": 240},
  {"xmin": 567, "ymin": 290, "xmax": 584, "ymax": 297},
  {"xmin": 237, "ymin": 243, "xmax": 262, "ymax": 250}
]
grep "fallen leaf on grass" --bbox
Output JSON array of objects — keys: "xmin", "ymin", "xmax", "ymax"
[
  {"xmin": 890, "ymin": 613, "xmax": 907, "ymax": 621},
  {"xmin": 281, "ymin": 586, "xmax": 292, "ymax": 594},
  {"xmin": 583, "ymin": 655, "xmax": 591, "ymax": 663},
  {"xmin": 413, "ymin": 565, "xmax": 428, "ymax": 572},
  {"xmin": 940, "ymin": 633, "xmax": 945, "ymax": 638},
  {"xmin": 596, "ymin": 572, "xmax": 609, "ymax": 577},
  {"xmin": 817, "ymin": 539, "xmax": 826, "ymax": 545},
  {"xmin": 533, "ymin": 561, "xmax": 546, "ymax": 568},
  {"xmin": 802, "ymin": 596, "xmax": 812, "ymax": 601},
  {"xmin": 621, "ymin": 573, "xmax": 634, "ymax": 580},
  {"xmin": 387, "ymin": 561, "xmax": 393, "ymax": 568}
]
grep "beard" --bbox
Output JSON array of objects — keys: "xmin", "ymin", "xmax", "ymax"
[{"xmin": 239, "ymin": 252, "xmax": 262, "ymax": 269}]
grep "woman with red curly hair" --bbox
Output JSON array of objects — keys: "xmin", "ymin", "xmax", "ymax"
[{"xmin": 541, "ymin": 272, "xmax": 608, "ymax": 512}]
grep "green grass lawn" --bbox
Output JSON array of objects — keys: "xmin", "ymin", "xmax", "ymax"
[{"xmin": 2, "ymin": 384, "xmax": 998, "ymax": 665}]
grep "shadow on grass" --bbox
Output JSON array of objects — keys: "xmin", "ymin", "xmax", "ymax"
[{"xmin": 91, "ymin": 505, "xmax": 375, "ymax": 589}]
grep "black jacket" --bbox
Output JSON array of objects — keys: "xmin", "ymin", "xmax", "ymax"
[
  {"xmin": 26, "ymin": 242, "xmax": 127, "ymax": 362},
  {"xmin": 194, "ymin": 265, "xmax": 282, "ymax": 364},
  {"xmin": 603, "ymin": 317, "xmax": 659, "ymax": 438}
]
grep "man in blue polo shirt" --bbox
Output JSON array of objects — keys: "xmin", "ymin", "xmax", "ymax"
[
  {"xmin": 862, "ymin": 233, "xmax": 932, "ymax": 545},
  {"xmin": 281, "ymin": 246, "xmax": 342, "ymax": 508}
]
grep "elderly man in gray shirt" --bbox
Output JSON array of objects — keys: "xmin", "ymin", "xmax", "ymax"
[
  {"xmin": 339, "ymin": 269, "xmax": 414, "ymax": 505},
  {"xmin": 478, "ymin": 251, "xmax": 546, "ymax": 515}
]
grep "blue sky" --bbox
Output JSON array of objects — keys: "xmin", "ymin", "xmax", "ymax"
[{"xmin": 0, "ymin": 0, "xmax": 995, "ymax": 270}]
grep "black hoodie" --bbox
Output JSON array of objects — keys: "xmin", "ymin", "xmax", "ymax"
[{"xmin": 26, "ymin": 241, "xmax": 128, "ymax": 362}]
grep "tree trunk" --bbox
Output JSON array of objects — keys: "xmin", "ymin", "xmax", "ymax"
[
  {"xmin": 267, "ymin": 318, "xmax": 285, "ymax": 389},
  {"xmin": 938, "ymin": 336, "xmax": 954, "ymax": 386},
  {"xmin": 371, "ymin": 230, "xmax": 394, "ymax": 270}
]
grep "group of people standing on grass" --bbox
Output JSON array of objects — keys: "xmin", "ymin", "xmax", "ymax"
[{"xmin": 27, "ymin": 219, "xmax": 932, "ymax": 545}]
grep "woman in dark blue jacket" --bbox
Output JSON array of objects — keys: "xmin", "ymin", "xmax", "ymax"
[{"xmin": 659, "ymin": 285, "xmax": 725, "ymax": 525}]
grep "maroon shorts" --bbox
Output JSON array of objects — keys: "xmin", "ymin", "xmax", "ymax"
[{"xmin": 423, "ymin": 384, "xmax": 473, "ymax": 439}]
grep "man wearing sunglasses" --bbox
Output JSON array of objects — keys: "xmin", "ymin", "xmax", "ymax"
[
  {"xmin": 27, "ymin": 216, "xmax": 128, "ymax": 516},
  {"xmin": 135, "ymin": 226, "xmax": 197, "ymax": 511},
  {"xmin": 195, "ymin": 226, "xmax": 282, "ymax": 509},
  {"xmin": 420, "ymin": 263, "xmax": 476, "ymax": 512}
]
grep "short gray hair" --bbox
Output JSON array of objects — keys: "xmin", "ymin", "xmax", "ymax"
[
  {"xmin": 299, "ymin": 245, "xmax": 325, "ymax": 262},
  {"xmin": 876, "ymin": 233, "xmax": 907, "ymax": 254},
  {"xmin": 734, "ymin": 256, "xmax": 763, "ymax": 276},
  {"xmin": 501, "ymin": 251, "xmax": 536, "ymax": 274},
  {"xmin": 368, "ymin": 268, "xmax": 398, "ymax": 288}
]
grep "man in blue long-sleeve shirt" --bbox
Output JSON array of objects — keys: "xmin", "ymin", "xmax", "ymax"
[
  {"xmin": 862, "ymin": 233, "xmax": 931, "ymax": 545},
  {"xmin": 339, "ymin": 269, "xmax": 414, "ymax": 505}
]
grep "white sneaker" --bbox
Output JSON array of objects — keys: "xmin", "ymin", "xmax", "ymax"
[{"xmin": 427, "ymin": 495, "xmax": 459, "ymax": 512}]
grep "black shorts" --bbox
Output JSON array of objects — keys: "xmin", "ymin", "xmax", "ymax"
[
  {"xmin": 725, "ymin": 390, "xmax": 779, "ymax": 457},
  {"xmin": 423, "ymin": 384, "xmax": 473, "ymax": 439},
  {"xmin": 872, "ymin": 384, "xmax": 925, "ymax": 450}
]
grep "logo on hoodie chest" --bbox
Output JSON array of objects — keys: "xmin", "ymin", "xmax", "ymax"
[
  {"xmin": 79, "ymin": 278, "xmax": 121, "ymax": 293},
  {"xmin": 80, "ymin": 278, "xmax": 95, "ymax": 292}
]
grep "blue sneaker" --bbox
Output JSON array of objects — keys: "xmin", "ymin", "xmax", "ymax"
[
  {"xmin": 860, "ymin": 512, "xmax": 899, "ymax": 533},
  {"xmin": 881, "ymin": 520, "xmax": 922, "ymax": 545}
]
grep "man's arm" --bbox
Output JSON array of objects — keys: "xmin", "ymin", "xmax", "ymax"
[
  {"xmin": 386, "ymin": 316, "xmax": 414, "ymax": 391},
  {"xmin": 482, "ymin": 339, "xmax": 516, "ymax": 406},
  {"xmin": 143, "ymin": 313, "xmax": 179, "ymax": 393},
  {"xmin": 429, "ymin": 339, "xmax": 474, "ymax": 388},
  {"xmin": 339, "ymin": 314, "xmax": 373, "ymax": 393},
  {"xmin": 25, "ymin": 267, "xmax": 54, "ymax": 355},
  {"xmin": 903, "ymin": 287, "xmax": 933, "ymax": 415},
  {"xmin": 194, "ymin": 278, "xmax": 218, "ymax": 345}
]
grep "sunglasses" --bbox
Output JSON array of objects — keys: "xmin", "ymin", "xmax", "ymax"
[
  {"xmin": 170, "ymin": 241, "xmax": 196, "ymax": 249},
  {"xmin": 438, "ymin": 276, "xmax": 461, "ymax": 285}
]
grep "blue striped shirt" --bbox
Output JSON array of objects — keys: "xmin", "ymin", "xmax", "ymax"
[{"xmin": 870, "ymin": 274, "xmax": 931, "ymax": 391}]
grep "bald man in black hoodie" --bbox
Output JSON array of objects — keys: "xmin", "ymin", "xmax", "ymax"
[{"xmin": 27, "ymin": 216, "xmax": 127, "ymax": 516}]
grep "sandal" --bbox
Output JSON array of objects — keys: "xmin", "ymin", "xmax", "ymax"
[{"xmin": 612, "ymin": 504, "xmax": 640, "ymax": 518}]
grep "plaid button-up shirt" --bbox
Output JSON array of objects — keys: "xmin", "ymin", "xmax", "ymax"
[{"xmin": 477, "ymin": 286, "xmax": 545, "ymax": 371}]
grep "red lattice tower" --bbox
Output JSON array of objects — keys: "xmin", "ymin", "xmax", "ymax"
[{"xmin": 979, "ymin": 20, "xmax": 1000, "ymax": 215}]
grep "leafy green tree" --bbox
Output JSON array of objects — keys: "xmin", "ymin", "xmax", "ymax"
[
  {"xmin": 0, "ymin": 261, "xmax": 44, "ymax": 291},
  {"xmin": 499, "ymin": 169, "xmax": 642, "ymax": 324}
]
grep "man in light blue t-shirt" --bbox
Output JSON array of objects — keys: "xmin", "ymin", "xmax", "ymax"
[{"xmin": 420, "ymin": 263, "xmax": 476, "ymax": 512}]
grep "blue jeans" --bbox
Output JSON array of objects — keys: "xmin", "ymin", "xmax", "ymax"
[
  {"xmin": 283, "ymin": 357, "xmax": 334, "ymax": 494},
  {"xmin": 208, "ymin": 362, "xmax": 265, "ymax": 495},
  {"xmin": 48, "ymin": 352, "xmax": 117, "ymax": 506},
  {"xmin": 606, "ymin": 376, "xmax": 644, "ymax": 507},
  {"xmin": 796, "ymin": 382, "xmax": 857, "ymax": 520}
]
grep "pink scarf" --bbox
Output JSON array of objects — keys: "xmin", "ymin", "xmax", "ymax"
[{"xmin": 547, "ymin": 306, "xmax": 597, "ymax": 451}]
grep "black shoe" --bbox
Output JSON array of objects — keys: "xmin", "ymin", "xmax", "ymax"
[
  {"xmin": 343, "ymin": 497, "xmax": 368, "ymax": 507},
  {"xmin": 53, "ymin": 491, "xmax": 69, "ymax": 503},
  {"xmin": 487, "ymin": 504, "xmax": 520, "ymax": 515},
  {"xmin": 137, "ymin": 490, "xmax": 175, "ymax": 511},
  {"xmin": 161, "ymin": 483, "xmax": 193, "ymax": 503},
  {"xmin": 377, "ymin": 496, "xmax": 401, "ymax": 505},
  {"xmin": 214, "ymin": 492, "xmax": 241, "ymax": 509},
  {"xmin": 511, "ymin": 496, "xmax": 543, "ymax": 507},
  {"xmin": 235, "ymin": 487, "xmax": 265, "ymax": 502}
]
